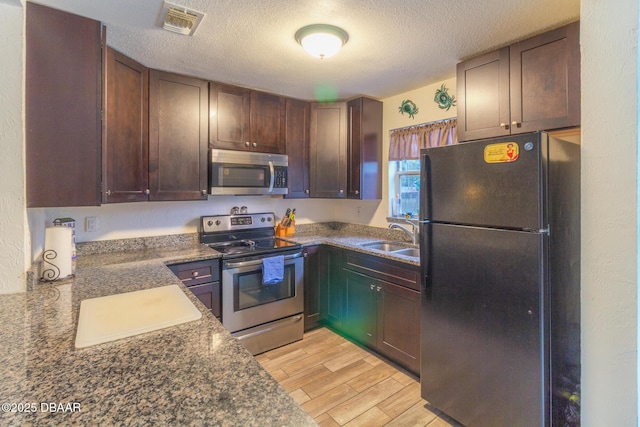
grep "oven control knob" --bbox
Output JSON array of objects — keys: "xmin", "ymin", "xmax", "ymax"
[
  {"xmin": 260, "ymin": 217, "xmax": 266, "ymax": 222},
  {"xmin": 215, "ymin": 220, "xmax": 221, "ymax": 226},
  {"xmin": 267, "ymin": 217, "xmax": 272, "ymax": 222},
  {"xmin": 207, "ymin": 220, "xmax": 214, "ymax": 227}
]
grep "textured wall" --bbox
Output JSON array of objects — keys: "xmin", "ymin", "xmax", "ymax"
[
  {"xmin": 581, "ymin": 0, "xmax": 638, "ymax": 424},
  {"xmin": 0, "ymin": 1, "xmax": 27, "ymax": 294}
]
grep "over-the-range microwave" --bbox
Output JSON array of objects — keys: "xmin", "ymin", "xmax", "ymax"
[{"xmin": 209, "ymin": 149, "xmax": 288, "ymax": 196}]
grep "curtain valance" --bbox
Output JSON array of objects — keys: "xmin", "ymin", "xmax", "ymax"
[{"xmin": 389, "ymin": 118, "xmax": 458, "ymax": 160}]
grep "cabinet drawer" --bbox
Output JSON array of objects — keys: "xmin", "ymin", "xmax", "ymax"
[
  {"xmin": 345, "ymin": 251, "xmax": 419, "ymax": 291},
  {"xmin": 168, "ymin": 259, "xmax": 220, "ymax": 286}
]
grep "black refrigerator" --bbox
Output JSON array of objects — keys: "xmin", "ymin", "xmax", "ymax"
[{"xmin": 419, "ymin": 132, "xmax": 580, "ymax": 426}]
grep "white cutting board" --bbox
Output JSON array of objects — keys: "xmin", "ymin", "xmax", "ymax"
[{"xmin": 75, "ymin": 285, "xmax": 202, "ymax": 348}]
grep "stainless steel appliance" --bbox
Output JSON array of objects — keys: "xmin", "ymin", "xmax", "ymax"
[
  {"xmin": 209, "ymin": 149, "xmax": 289, "ymax": 195},
  {"xmin": 200, "ymin": 212, "xmax": 303, "ymax": 355},
  {"xmin": 419, "ymin": 132, "xmax": 580, "ymax": 426}
]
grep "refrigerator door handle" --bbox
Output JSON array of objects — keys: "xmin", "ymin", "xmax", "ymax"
[
  {"xmin": 419, "ymin": 221, "xmax": 432, "ymax": 297},
  {"xmin": 420, "ymin": 153, "xmax": 432, "ymax": 222}
]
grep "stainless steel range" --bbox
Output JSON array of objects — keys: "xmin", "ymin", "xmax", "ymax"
[{"xmin": 200, "ymin": 212, "xmax": 304, "ymax": 355}]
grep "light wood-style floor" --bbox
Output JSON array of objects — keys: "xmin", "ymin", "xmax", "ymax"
[{"xmin": 256, "ymin": 327, "xmax": 458, "ymax": 427}]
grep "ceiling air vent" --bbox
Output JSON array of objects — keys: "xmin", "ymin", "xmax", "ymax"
[{"xmin": 160, "ymin": 1, "xmax": 205, "ymax": 36}]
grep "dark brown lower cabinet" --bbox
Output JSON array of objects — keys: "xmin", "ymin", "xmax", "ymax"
[
  {"xmin": 321, "ymin": 246, "xmax": 345, "ymax": 330},
  {"xmin": 377, "ymin": 277, "xmax": 420, "ymax": 373},
  {"xmin": 343, "ymin": 269, "xmax": 420, "ymax": 374},
  {"xmin": 168, "ymin": 259, "xmax": 221, "ymax": 319},
  {"xmin": 315, "ymin": 247, "xmax": 420, "ymax": 375},
  {"xmin": 303, "ymin": 245, "xmax": 321, "ymax": 331}
]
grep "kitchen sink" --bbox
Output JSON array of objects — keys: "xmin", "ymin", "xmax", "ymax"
[
  {"xmin": 393, "ymin": 247, "xmax": 421, "ymax": 257},
  {"xmin": 361, "ymin": 241, "xmax": 420, "ymax": 258},
  {"xmin": 361, "ymin": 242, "xmax": 408, "ymax": 252}
]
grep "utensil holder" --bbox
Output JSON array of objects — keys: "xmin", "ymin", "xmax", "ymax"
[{"xmin": 286, "ymin": 221, "xmax": 295, "ymax": 236}]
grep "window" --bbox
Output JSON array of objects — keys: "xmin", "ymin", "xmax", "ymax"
[
  {"xmin": 390, "ymin": 159, "xmax": 420, "ymax": 217},
  {"xmin": 388, "ymin": 118, "xmax": 458, "ymax": 218}
]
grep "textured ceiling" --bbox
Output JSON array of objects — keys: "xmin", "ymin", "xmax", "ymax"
[{"xmin": 28, "ymin": 0, "xmax": 580, "ymax": 101}]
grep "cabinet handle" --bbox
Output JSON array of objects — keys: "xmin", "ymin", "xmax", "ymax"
[
  {"xmin": 201, "ymin": 189, "xmax": 207, "ymax": 196},
  {"xmin": 105, "ymin": 190, "xmax": 111, "ymax": 196},
  {"xmin": 376, "ymin": 286, "xmax": 382, "ymax": 292},
  {"xmin": 144, "ymin": 189, "xmax": 150, "ymax": 195},
  {"xmin": 252, "ymin": 142, "xmax": 258, "ymax": 148},
  {"xmin": 191, "ymin": 271, "xmax": 199, "ymax": 278},
  {"xmin": 511, "ymin": 121, "xmax": 521, "ymax": 128},
  {"xmin": 339, "ymin": 189, "xmax": 344, "ymax": 194},
  {"xmin": 355, "ymin": 190, "xmax": 359, "ymax": 195},
  {"xmin": 500, "ymin": 122, "xmax": 509, "ymax": 130},
  {"xmin": 245, "ymin": 141, "xmax": 250, "ymax": 147},
  {"xmin": 370, "ymin": 284, "xmax": 375, "ymax": 290},
  {"xmin": 305, "ymin": 189, "xmax": 310, "ymax": 194}
]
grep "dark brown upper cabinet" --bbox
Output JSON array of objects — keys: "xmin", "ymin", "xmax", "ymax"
[
  {"xmin": 457, "ymin": 21, "xmax": 580, "ymax": 142},
  {"xmin": 309, "ymin": 102, "xmax": 347, "ymax": 198},
  {"xmin": 347, "ymin": 97, "xmax": 382, "ymax": 200},
  {"xmin": 309, "ymin": 98, "xmax": 382, "ymax": 199},
  {"xmin": 209, "ymin": 83, "xmax": 286, "ymax": 154},
  {"xmin": 209, "ymin": 83, "xmax": 250, "ymax": 151},
  {"xmin": 103, "ymin": 47, "xmax": 149, "ymax": 203},
  {"xmin": 285, "ymin": 98, "xmax": 311, "ymax": 198},
  {"xmin": 148, "ymin": 70, "xmax": 209, "ymax": 201},
  {"xmin": 250, "ymin": 91, "xmax": 286, "ymax": 154},
  {"xmin": 26, "ymin": 3, "xmax": 103, "ymax": 207}
]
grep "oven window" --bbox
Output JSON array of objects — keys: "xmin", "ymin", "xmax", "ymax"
[
  {"xmin": 234, "ymin": 264, "xmax": 295, "ymax": 311},
  {"xmin": 214, "ymin": 164, "xmax": 268, "ymax": 187}
]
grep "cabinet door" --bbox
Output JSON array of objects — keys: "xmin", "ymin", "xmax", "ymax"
[
  {"xmin": 250, "ymin": 91, "xmax": 286, "ymax": 154},
  {"xmin": 378, "ymin": 280, "xmax": 420, "ymax": 374},
  {"xmin": 320, "ymin": 246, "xmax": 345, "ymax": 329},
  {"xmin": 309, "ymin": 102, "xmax": 347, "ymax": 198},
  {"xmin": 347, "ymin": 99, "xmax": 363, "ymax": 198},
  {"xmin": 209, "ymin": 83, "xmax": 251, "ymax": 151},
  {"xmin": 509, "ymin": 21, "xmax": 580, "ymax": 134},
  {"xmin": 285, "ymin": 98, "xmax": 310, "ymax": 198},
  {"xmin": 26, "ymin": 3, "xmax": 102, "ymax": 207},
  {"xmin": 103, "ymin": 47, "xmax": 149, "ymax": 203},
  {"xmin": 148, "ymin": 70, "xmax": 208, "ymax": 200},
  {"xmin": 344, "ymin": 270, "xmax": 378, "ymax": 348},
  {"xmin": 303, "ymin": 245, "xmax": 321, "ymax": 330},
  {"xmin": 347, "ymin": 97, "xmax": 382, "ymax": 200},
  {"xmin": 456, "ymin": 47, "xmax": 511, "ymax": 142}
]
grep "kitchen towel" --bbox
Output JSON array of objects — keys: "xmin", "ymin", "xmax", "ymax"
[{"xmin": 262, "ymin": 255, "xmax": 284, "ymax": 285}]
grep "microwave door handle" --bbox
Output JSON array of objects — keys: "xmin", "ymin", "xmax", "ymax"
[{"xmin": 268, "ymin": 161, "xmax": 275, "ymax": 193}]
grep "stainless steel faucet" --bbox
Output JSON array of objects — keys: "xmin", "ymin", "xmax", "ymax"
[{"xmin": 389, "ymin": 223, "xmax": 419, "ymax": 245}]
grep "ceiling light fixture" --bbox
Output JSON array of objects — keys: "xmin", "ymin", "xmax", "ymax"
[{"xmin": 295, "ymin": 24, "xmax": 349, "ymax": 59}]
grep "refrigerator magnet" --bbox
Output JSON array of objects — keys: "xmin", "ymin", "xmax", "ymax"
[{"xmin": 484, "ymin": 142, "xmax": 520, "ymax": 163}]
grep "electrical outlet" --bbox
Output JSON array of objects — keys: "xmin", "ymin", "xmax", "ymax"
[{"xmin": 85, "ymin": 216, "xmax": 97, "ymax": 232}]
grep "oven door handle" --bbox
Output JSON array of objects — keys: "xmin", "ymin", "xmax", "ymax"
[
  {"xmin": 224, "ymin": 251, "xmax": 303, "ymax": 269},
  {"xmin": 268, "ymin": 160, "xmax": 275, "ymax": 193}
]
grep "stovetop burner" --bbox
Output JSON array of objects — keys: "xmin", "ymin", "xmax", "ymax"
[{"xmin": 200, "ymin": 212, "xmax": 301, "ymax": 258}]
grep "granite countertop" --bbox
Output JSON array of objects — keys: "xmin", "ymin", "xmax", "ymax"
[
  {"xmin": 289, "ymin": 224, "xmax": 421, "ymax": 267},
  {"xmin": 1, "ymin": 224, "xmax": 418, "ymax": 426},
  {"xmin": 1, "ymin": 244, "xmax": 316, "ymax": 426}
]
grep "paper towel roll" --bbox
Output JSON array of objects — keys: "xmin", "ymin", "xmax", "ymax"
[{"xmin": 42, "ymin": 227, "xmax": 73, "ymax": 281}]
